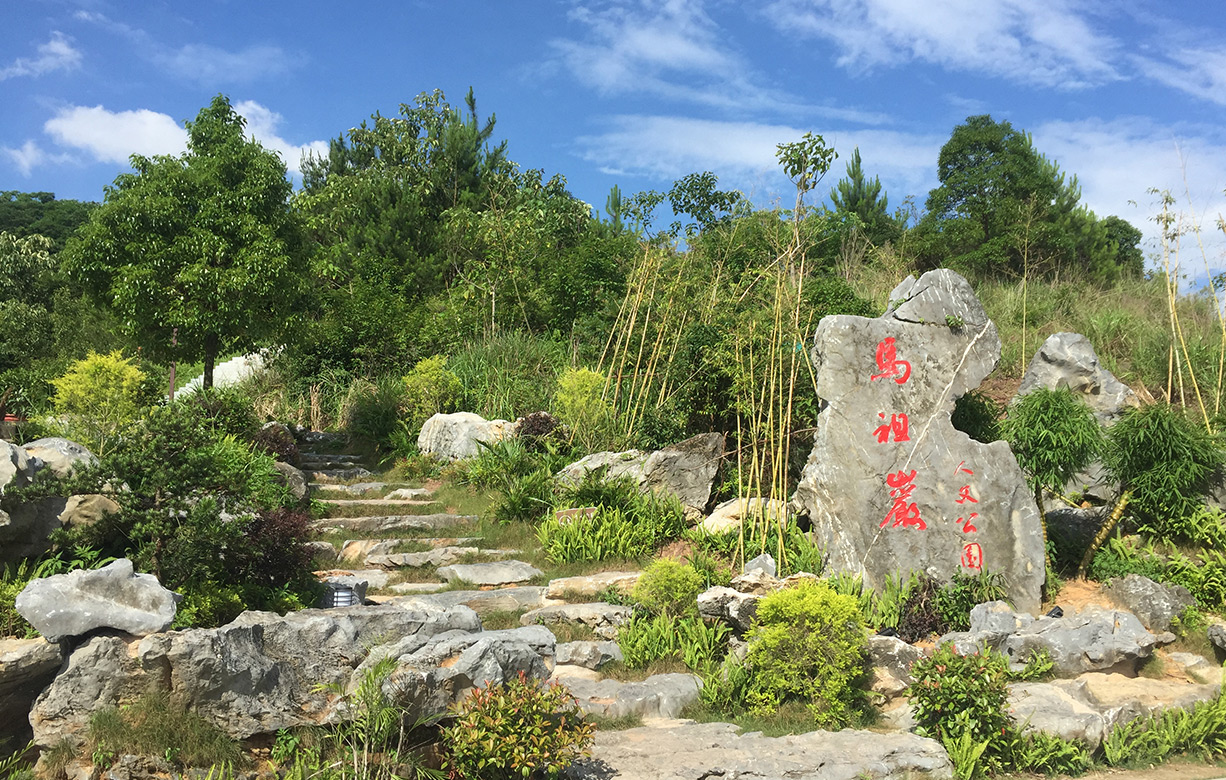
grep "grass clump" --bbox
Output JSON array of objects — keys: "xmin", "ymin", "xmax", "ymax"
[{"xmin": 87, "ymin": 692, "xmax": 242, "ymax": 770}]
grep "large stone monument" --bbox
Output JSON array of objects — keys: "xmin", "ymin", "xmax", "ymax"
[{"xmin": 792, "ymin": 269, "xmax": 1045, "ymax": 613}]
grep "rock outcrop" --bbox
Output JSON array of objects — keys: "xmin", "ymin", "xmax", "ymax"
[
  {"xmin": 417, "ymin": 412, "xmax": 517, "ymax": 462},
  {"xmin": 793, "ymin": 269, "xmax": 1045, "ymax": 613},
  {"xmin": 21, "ymin": 437, "xmax": 97, "ymax": 479},
  {"xmin": 557, "ymin": 433, "xmax": 724, "ymax": 513},
  {"xmin": 1015, "ymin": 332, "xmax": 1140, "ymax": 424},
  {"xmin": 1106, "ymin": 574, "xmax": 1196, "ymax": 633}
]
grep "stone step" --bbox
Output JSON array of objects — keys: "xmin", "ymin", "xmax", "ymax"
[
  {"xmin": 301, "ymin": 458, "xmax": 370, "ymax": 471},
  {"xmin": 298, "ymin": 431, "xmax": 348, "ymax": 447},
  {"xmin": 310, "ymin": 513, "xmax": 476, "ymax": 534},
  {"xmin": 545, "ymin": 571, "xmax": 642, "ymax": 599},
  {"xmin": 386, "ymin": 586, "xmax": 550, "ymax": 615},
  {"xmin": 437, "ymin": 561, "xmax": 544, "ymax": 587},
  {"xmin": 520, "ymin": 602, "xmax": 632, "ymax": 640},
  {"xmin": 318, "ymin": 498, "xmax": 438, "ymax": 508},
  {"xmin": 299, "ymin": 451, "xmax": 364, "ymax": 463},
  {"xmin": 311, "ymin": 482, "xmax": 423, "ymax": 497},
  {"xmin": 338, "ymin": 537, "xmax": 483, "ymax": 562},
  {"xmin": 307, "ymin": 467, "xmax": 375, "ymax": 483},
  {"xmin": 563, "ymin": 674, "xmax": 702, "ymax": 720},
  {"xmin": 367, "ymin": 547, "xmax": 481, "ymax": 569}
]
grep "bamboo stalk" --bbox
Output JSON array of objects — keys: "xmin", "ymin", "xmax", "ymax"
[{"xmin": 1077, "ymin": 489, "xmax": 1133, "ymax": 579}]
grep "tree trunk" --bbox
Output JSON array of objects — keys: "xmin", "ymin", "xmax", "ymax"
[
  {"xmin": 1077, "ymin": 489, "xmax": 1132, "ymax": 579},
  {"xmin": 203, "ymin": 333, "xmax": 218, "ymax": 390}
]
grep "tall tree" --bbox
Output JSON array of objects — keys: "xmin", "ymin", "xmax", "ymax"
[
  {"xmin": 63, "ymin": 95, "xmax": 309, "ymax": 388},
  {"xmin": 829, "ymin": 147, "xmax": 897, "ymax": 243}
]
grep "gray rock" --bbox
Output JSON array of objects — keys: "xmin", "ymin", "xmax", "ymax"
[
  {"xmin": 793, "ymin": 269, "xmax": 1046, "ymax": 613},
  {"xmin": 368, "ymin": 546, "xmax": 479, "ymax": 569},
  {"xmin": 0, "ymin": 638, "xmax": 63, "ymax": 744},
  {"xmin": 0, "ymin": 440, "xmax": 36, "ymax": 492},
  {"xmin": 1058, "ymin": 672, "xmax": 1220, "ymax": 730},
  {"xmin": 868, "ymin": 635, "xmax": 924, "ymax": 700},
  {"xmin": 16, "ymin": 559, "xmax": 179, "ymax": 642},
  {"xmin": 545, "ymin": 571, "xmax": 641, "ymax": 599},
  {"xmin": 744, "ymin": 553, "xmax": 777, "ymax": 577},
  {"xmin": 385, "ymin": 487, "xmax": 432, "ymax": 500},
  {"xmin": 1045, "ymin": 506, "xmax": 1106, "ymax": 565},
  {"xmin": 305, "ymin": 540, "xmax": 339, "ymax": 563},
  {"xmin": 564, "ymin": 673, "xmax": 701, "ymax": 720},
  {"xmin": 417, "ymin": 412, "xmax": 518, "ymax": 462},
  {"xmin": 319, "ymin": 569, "xmax": 390, "ymax": 591},
  {"xmin": 1208, "ymin": 623, "xmax": 1226, "ymax": 654},
  {"xmin": 0, "ymin": 496, "xmax": 67, "ymax": 564},
  {"xmin": 1106, "ymin": 574, "xmax": 1196, "ymax": 633},
  {"xmin": 22, "ymin": 437, "xmax": 97, "ymax": 479},
  {"xmin": 30, "ymin": 602, "xmax": 482, "ymax": 747},
  {"xmin": 729, "ymin": 568, "xmax": 782, "ymax": 595},
  {"xmin": 940, "ymin": 601, "xmax": 1157, "ymax": 676},
  {"xmin": 697, "ymin": 586, "xmax": 761, "ymax": 633},
  {"xmin": 521, "ymin": 603, "xmax": 632, "ymax": 640},
  {"xmin": 1008, "ymin": 681, "xmax": 1107, "ymax": 748},
  {"xmin": 437, "ymin": 560, "xmax": 543, "ymax": 586},
  {"xmin": 392, "ymin": 587, "xmax": 548, "ymax": 615},
  {"xmin": 272, "ymin": 461, "xmax": 308, "ymax": 503},
  {"xmin": 556, "ymin": 640, "xmax": 623, "ymax": 670},
  {"xmin": 558, "ymin": 433, "xmax": 724, "ymax": 513},
  {"xmin": 701, "ymin": 497, "xmax": 788, "ymax": 535},
  {"xmin": 565, "ymin": 721, "xmax": 952, "ymax": 780},
  {"xmin": 312, "ymin": 513, "xmax": 475, "ymax": 534},
  {"xmin": 1015, "ymin": 332, "xmax": 1140, "ymax": 424}
]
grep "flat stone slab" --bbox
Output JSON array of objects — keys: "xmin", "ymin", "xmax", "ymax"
[
  {"xmin": 545, "ymin": 571, "xmax": 641, "ymax": 599},
  {"xmin": 306, "ymin": 467, "xmax": 374, "ymax": 482},
  {"xmin": 563, "ymin": 721, "xmax": 952, "ymax": 779},
  {"xmin": 311, "ymin": 514, "xmax": 476, "ymax": 534},
  {"xmin": 564, "ymin": 673, "xmax": 702, "ymax": 720},
  {"xmin": 386, "ymin": 582, "xmax": 451, "ymax": 595},
  {"xmin": 312, "ymin": 481, "xmax": 396, "ymax": 496},
  {"xmin": 520, "ymin": 602, "xmax": 631, "ymax": 640},
  {"xmin": 390, "ymin": 587, "xmax": 549, "ymax": 616},
  {"xmin": 368, "ymin": 547, "xmax": 480, "ymax": 569},
  {"xmin": 437, "ymin": 561, "xmax": 542, "ymax": 586}
]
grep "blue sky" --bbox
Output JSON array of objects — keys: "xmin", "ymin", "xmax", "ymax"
[{"xmin": 3, "ymin": 1, "xmax": 1225, "ymax": 272}]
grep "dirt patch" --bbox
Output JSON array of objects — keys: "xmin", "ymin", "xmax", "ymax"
[
  {"xmin": 658, "ymin": 539, "xmax": 695, "ymax": 562},
  {"xmin": 1047, "ymin": 578, "xmax": 1117, "ymax": 615},
  {"xmin": 978, "ymin": 373, "xmax": 1024, "ymax": 408},
  {"xmin": 1037, "ymin": 761, "xmax": 1226, "ymax": 780}
]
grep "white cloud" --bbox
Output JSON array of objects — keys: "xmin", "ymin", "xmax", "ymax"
[
  {"xmin": 1136, "ymin": 47, "xmax": 1226, "ymax": 107},
  {"xmin": 233, "ymin": 101, "xmax": 329, "ymax": 175},
  {"xmin": 764, "ymin": 0, "xmax": 1120, "ymax": 88},
  {"xmin": 574, "ymin": 115, "xmax": 942, "ymax": 204},
  {"xmin": 1032, "ymin": 117, "xmax": 1226, "ymax": 270},
  {"xmin": 551, "ymin": 0, "xmax": 887, "ymax": 122},
  {"xmin": 0, "ymin": 31, "xmax": 82, "ymax": 80},
  {"xmin": 2, "ymin": 140, "xmax": 73, "ymax": 176},
  {"xmin": 44, "ymin": 105, "xmax": 188, "ymax": 164}
]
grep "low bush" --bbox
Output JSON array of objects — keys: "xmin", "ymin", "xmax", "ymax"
[
  {"xmin": 910, "ymin": 644, "xmax": 1012, "ymax": 776},
  {"xmin": 50, "ymin": 350, "xmax": 145, "ymax": 455},
  {"xmin": 252, "ymin": 423, "xmax": 299, "ymax": 463},
  {"xmin": 441, "ymin": 672, "xmax": 594, "ymax": 780},
  {"xmin": 538, "ymin": 491, "xmax": 686, "ymax": 564},
  {"xmin": 554, "ymin": 366, "xmax": 616, "ymax": 452},
  {"xmin": 743, "ymin": 580, "xmax": 868, "ymax": 728},
  {"xmin": 618, "ymin": 612, "xmax": 730, "ymax": 671},
  {"xmin": 935, "ymin": 571, "xmax": 1009, "ymax": 632},
  {"xmin": 401, "ymin": 354, "xmax": 462, "ymax": 432},
  {"xmin": 632, "ymin": 558, "xmax": 704, "ymax": 618},
  {"xmin": 1101, "ymin": 694, "xmax": 1226, "ymax": 768},
  {"xmin": 339, "ymin": 375, "xmax": 406, "ymax": 450}
]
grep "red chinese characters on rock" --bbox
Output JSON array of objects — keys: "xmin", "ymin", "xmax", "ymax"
[
  {"xmin": 873, "ymin": 412, "xmax": 910, "ymax": 443},
  {"xmin": 954, "ymin": 462, "xmax": 985, "ymax": 569},
  {"xmin": 870, "ymin": 337, "xmax": 911, "ymax": 384},
  {"xmin": 880, "ymin": 469, "xmax": 927, "ymax": 530},
  {"xmin": 962, "ymin": 542, "xmax": 984, "ymax": 570}
]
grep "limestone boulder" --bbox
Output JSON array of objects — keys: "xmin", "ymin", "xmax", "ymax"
[
  {"xmin": 437, "ymin": 560, "xmax": 542, "ymax": 586},
  {"xmin": 1106, "ymin": 574, "xmax": 1196, "ymax": 633},
  {"xmin": 556, "ymin": 640, "xmax": 623, "ymax": 670},
  {"xmin": 21, "ymin": 437, "xmax": 97, "ymax": 479},
  {"xmin": 701, "ymin": 497, "xmax": 788, "ymax": 535},
  {"xmin": 30, "ymin": 602, "xmax": 482, "ymax": 747},
  {"xmin": 272, "ymin": 461, "xmax": 308, "ymax": 504},
  {"xmin": 868, "ymin": 635, "xmax": 924, "ymax": 700},
  {"xmin": 391, "ymin": 586, "xmax": 548, "ymax": 615},
  {"xmin": 1015, "ymin": 332, "xmax": 1140, "ymax": 424},
  {"xmin": 564, "ymin": 673, "xmax": 701, "ymax": 720},
  {"xmin": 545, "ymin": 571, "xmax": 640, "ymax": 599},
  {"xmin": 417, "ymin": 412, "xmax": 517, "ymax": 462},
  {"xmin": 16, "ymin": 559, "xmax": 179, "ymax": 643},
  {"xmin": 793, "ymin": 269, "xmax": 1045, "ymax": 613},
  {"xmin": 939, "ymin": 601, "xmax": 1157, "ymax": 676},
  {"xmin": 0, "ymin": 638, "xmax": 63, "ymax": 744},
  {"xmin": 697, "ymin": 587, "xmax": 761, "ymax": 633},
  {"xmin": 0, "ymin": 496, "xmax": 67, "ymax": 564},
  {"xmin": 57, "ymin": 494, "xmax": 120, "ymax": 529},
  {"xmin": 0, "ymin": 440, "xmax": 38, "ymax": 491},
  {"xmin": 520, "ymin": 603, "xmax": 631, "ymax": 640},
  {"xmin": 557, "ymin": 433, "xmax": 724, "ymax": 513},
  {"xmin": 1008, "ymin": 681, "xmax": 1108, "ymax": 748},
  {"xmin": 564, "ymin": 722, "xmax": 952, "ymax": 780}
]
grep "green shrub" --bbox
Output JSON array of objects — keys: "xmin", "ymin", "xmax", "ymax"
[
  {"xmin": 441, "ymin": 673, "xmax": 594, "ymax": 780},
  {"xmin": 402, "ymin": 355, "xmax": 462, "ymax": 431},
  {"xmin": 538, "ymin": 490, "xmax": 686, "ymax": 564},
  {"xmin": 1002, "ymin": 388, "xmax": 1103, "ymax": 514},
  {"xmin": 951, "ymin": 391, "xmax": 1002, "ymax": 444},
  {"xmin": 50, "ymin": 350, "xmax": 145, "ymax": 455},
  {"xmin": 339, "ymin": 376, "xmax": 406, "ymax": 449},
  {"xmin": 632, "ymin": 559, "xmax": 704, "ymax": 617},
  {"xmin": 743, "ymin": 580, "xmax": 867, "ymax": 728},
  {"xmin": 555, "ymin": 367, "xmax": 615, "ymax": 451},
  {"xmin": 910, "ymin": 644, "xmax": 1011, "ymax": 774},
  {"xmin": 190, "ymin": 385, "xmax": 258, "ymax": 439},
  {"xmin": 618, "ymin": 613, "xmax": 730, "ymax": 671},
  {"xmin": 492, "ymin": 467, "xmax": 555, "ymax": 525},
  {"xmin": 935, "ymin": 571, "xmax": 1009, "ymax": 632},
  {"xmin": 449, "ymin": 333, "xmax": 566, "ymax": 421}
]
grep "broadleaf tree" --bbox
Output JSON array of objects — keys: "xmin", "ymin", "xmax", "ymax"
[{"xmin": 63, "ymin": 95, "xmax": 309, "ymax": 388}]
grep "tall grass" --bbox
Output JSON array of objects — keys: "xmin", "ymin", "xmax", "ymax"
[{"xmin": 448, "ymin": 332, "xmax": 567, "ymax": 421}]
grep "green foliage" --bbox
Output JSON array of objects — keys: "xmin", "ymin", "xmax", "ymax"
[
  {"xmin": 402, "ymin": 355, "xmax": 462, "ymax": 432},
  {"xmin": 951, "ymin": 391, "xmax": 1002, "ymax": 444},
  {"xmin": 441, "ymin": 673, "xmax": 594, "ymax": 780},
  {"xmin": 51, "ymin": 350, "xmax": 145, "ymax": 455},
  {"xmin": 618, "ymin": 612, "xmax": 730, "ymax": 671},
  {"xmin": 492, "ymin": 467, "xmax": 556, "ymax": 525},
  {"xmin": 1101, "ymin": 694, "xmax": 1226, "ymax": 767},
  {"xmin": 743, "ymin": 580, "xmax": 867, "ymax": 728},
  {"xmin": 896, "ymin": 573, "xmax": 944, "ymax": 643},
  {"xmin": 555, "ymin": 367, "xmax": 615, "ymax": 452},
  {"xmin": 776, "ymin": 133, "xmax": 838, "ymax": 197},
  {"xmin": 448, "ymin": 333, "xmax": 566, "ymax": 421},
  {"xmin": 189, "ymin": 385, "xmax": 259, "ymax": 440},
  {"xmin": 537, "ymin": 491, "xmax": 686, "ymax": 564},
  {"xmin": 1106, "ymin": 403, "xmax": 1224, "ymax": 543},
  {"xmin": 87, "ymin": 692, "xmax": 242, "ymax": 770},
  {"xmin": 829, "ymin": 147, "xmax": 898, "ymax": 244},
  {"xmin": 934, "ymin": 571, "xmax": 1009, "ymax": 633},
  {"xmin": 1002, "ymin": 388, "xmax": 1103, "ymax": 505},
  {"xmin": 910, "ymin": 644, "xmax": 1012, "ymax": 773},
  {"xmin": 339, "ymin": 376, "xmax": 407, "ymax": 450},
  {"xmin": 631, "ymin": 559, "xmax": 704, "ymax": 618},
  {"xmin": 63, "ymin": 95, "xmax": 310, "ymax": 387}
]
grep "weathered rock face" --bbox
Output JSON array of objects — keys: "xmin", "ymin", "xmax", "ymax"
[
  {"xmin": 30, "ymin": 603, "xmax": 484, "ymax": 747},
  {"xmin": 22, "ymin": 437, "xmax": 98, "ymax": 479},
  {"xmin": 867, "ymin": 635, "xmax": 924, "ymax": 700},
  {"xmin": 557, "ymin": 433, "xmax": 724, "ymax": 513},
  {"xmin": 417, "ymin": 412, "xmax": 517, "ymax": 462},
  {"xmin": 0, "ymin": 440, "xmax": 37, "ymax": 492},
  {"xmin": 16, "ymin": 559, "xmax": 179, "ymax": 643},
  {"xmin": 793, "ymin": 269, "xmax": 1045, "ymax": 613},
  {"xmin": 57, "ymin": 494, "xmax": 120, "ymax": 529},
  {"xmin": 556, "ymin": 640, "xmax": 623, "ymax": 670},
  {"xmin": 697, "ymin": 587, "xmax": 761, "ymax": 633},
  {"xmin": 1015, "ymin": 332, "xmax": 1139, "ymax": 424},
  {"xmin": 939, "ymin": 601, "xmax": 1157, "ymax": 677},
  {"xmin": 564, "ymin": 673, "xmax": 702, "ymax": 720},
  {"xmin": 0, "ymin": 496, "xmax": 67, "ymax": 564},
  {"xmin": 520, "ymin": 603, "xmax": 632, "ymax": 640},
  {"xmin": 0, "ymin": 638, "xmax": 63, "ymax": 744},
  {"xmin": 701, "ymin": 497, "xmax": 788, "ymax": 535},
  {"xmin": 564, "ymin": 722, "xmax": 953, "ymax": 780},
  {"xmin": 1106, "ymin": 574, "xmax": 1196, "ymax": 633},
  {"xmin": 436, "ymin": 560, "xmax": 543, "ymax": 586},
  {"xmin": 272, "ymin": 461, "xmax": 308, "ymax": 504}
]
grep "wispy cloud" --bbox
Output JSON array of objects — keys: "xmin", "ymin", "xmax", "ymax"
[
  {"xmin": 1135, "ymin": 47, "xmax": 1226, "ymax": 107},
  {"xmin": 550, "ymin": 0, "xmax": 888, "ymax": 123},
  {"xmin": 0, "ymin": 31, "xmax": 82, "ymax": 81},
  {"xmin": 2, "ymin": 140, "xmax": 73, "ymax": 176},
  {"xmin": 765, "ymin": 0, "xmax": 1120, "ymax": 88},
  {"xmin": 74, "ymin": 10, "xmax": 300, "ymax": 85}
]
